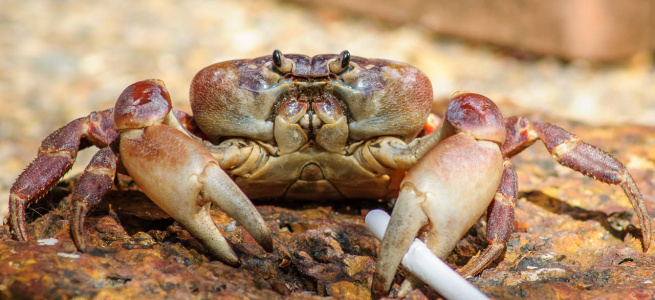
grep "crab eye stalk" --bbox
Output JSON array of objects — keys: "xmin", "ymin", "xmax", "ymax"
[
  {"xmin": 271, "ymin": 49, "xmax": 293, "ymax": 73},
  {"xmin": 329, "ymin": 50, "xmax": 351, "ymax": 74}
]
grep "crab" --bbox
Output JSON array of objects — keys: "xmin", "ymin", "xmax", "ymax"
[{"xmin": 8, "ymin": 50, "xmax": 651, "ymax": 297}]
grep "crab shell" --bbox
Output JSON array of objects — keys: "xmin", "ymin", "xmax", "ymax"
[{"xmin": 189, "ymin": 53, "xmax": 434, "ymax": 200}]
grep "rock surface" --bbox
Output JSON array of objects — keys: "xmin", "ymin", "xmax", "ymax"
[{"xmin": 1, "ymin": 110, "xmax": 654, "ymax": 299}]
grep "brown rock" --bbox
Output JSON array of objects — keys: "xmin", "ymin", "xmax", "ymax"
[
  {"xmin": 1, "ymin": 118, "xmax": 654, "ymax": 299},
  {"xmin": 329, "ymin": 281, "xmax": 371, "ymax": 299}
]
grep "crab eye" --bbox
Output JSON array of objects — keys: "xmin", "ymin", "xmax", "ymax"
[
  {"xmin": 272, "ymin": 49, "xmax": 283, "ymax": 68},
  {"xmin": 339, "ymin": 50, "xmax": 350, "ymax": 69},
  {"xmin": 329, "ymin": 50, "xmax": 351, "ymax": 74},
  {"xmin": 271, "ymin": 49, "xmax": 292, "ymax": 73}
]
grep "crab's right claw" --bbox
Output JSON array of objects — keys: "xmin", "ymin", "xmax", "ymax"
[
  {"xmin": 114, "ymin": 80, "xmax": 272, "ymax": 266},
  {"xmin": 372, "ymin": 93, "xmax": 507, "ymax": 298}
]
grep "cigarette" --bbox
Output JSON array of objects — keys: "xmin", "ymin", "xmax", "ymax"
[{"xmin": 365, "ymin": 209, "xmax": 489, "ymax": 300}]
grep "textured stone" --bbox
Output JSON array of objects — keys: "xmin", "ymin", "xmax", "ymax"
[{"xmin": 2, "ymin": 118, "xmax": 654, "ymax": 299}]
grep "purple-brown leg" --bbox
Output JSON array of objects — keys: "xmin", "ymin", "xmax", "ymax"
[
  {"xmin": 71, "ymin": 146, "xmax": 119, "ymax": 251},
  {"xmin": 9, "ymin": 109, "xmax": 117, "ymax": 242},
  {"xmin": 457, "ymin": 158, "xmax": 518, "ymax": 277},
  {"xmin": 501, "ymin": 116, "xmax": 651, "ymax": 251}
]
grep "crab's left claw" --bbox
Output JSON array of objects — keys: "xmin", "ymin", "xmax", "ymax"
[
  {"xmin": 372, "ymin": 93, "xmax": 506, "ymax": 298},
  {"xmin": 113, "ymin": 80, "xmax": 272, "ymax": 266}
]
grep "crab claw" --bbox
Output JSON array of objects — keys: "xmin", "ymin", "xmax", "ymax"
[
  {"xmin": 114, "ymin": 80, "xmax": 272, "ymax": 266},
  {"xmin": 372, "ymin": 93, "xmax": 506, "ymax": 297}
]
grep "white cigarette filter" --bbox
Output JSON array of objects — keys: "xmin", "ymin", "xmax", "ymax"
[{"xmin": 365, "ymin": 209, "xmax": 489, "ymax": 300}]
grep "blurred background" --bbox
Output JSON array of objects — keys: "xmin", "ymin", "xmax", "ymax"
[{"xmin": 1, "ymin": 0, "xmax": 654, "ymax": 218}]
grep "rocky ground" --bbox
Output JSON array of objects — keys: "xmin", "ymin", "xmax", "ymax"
[
  {"xmin": 1, "ymin": 0, "xmax": 655, "ymax": 299},
  {"xmin": 2, "ymin": 104, "xmax": 655, "ymax": 299}
]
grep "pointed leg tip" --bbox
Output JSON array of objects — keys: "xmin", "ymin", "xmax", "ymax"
[
  {"xmin": 9, "ymin": 216, "xmax": 29, "ymax": 242},
  {"xmin": 72, "ymin": 202, "xmax": 89, "ymax": 252},
  {"xmin": 639, "ymin": 217, "xmax": 651, "ymax": 252},
  {"xmin": 643, "ymin": 235, "xmax": 651, "ymax": 252},
  {"xmin": 13, "ymin": 227, "xmax": 29, "ymax": 242},
  {"xmin": 72, "ymin": 230, "xmax": 87, "ymax": 253},
  {"xmin": 9, "ymin": 194, "xmax": 29, "ymax": 242},
  {"xmin": 455, "ymin": 267, "xmax": 474, "ymax": 279},
  {"xmin": 456, "ymin": 263, "xmax": 478, "ymax": 278}
]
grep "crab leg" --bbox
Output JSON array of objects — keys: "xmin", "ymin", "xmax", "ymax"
[
  {"xmin": 71, "ymin": 146, "xmax": 118, "ymax": 251},
  {"xmin": 502, "ymin": 116, "xmax": 652, "ymax": 251},
  {"xmin": 458, "ymin": 158, "xmax": 518, "ymax": 277},
  {"xmin": 372, "ymin": 93, "xmax": 506, "ymax": 297},
  {"xmin": 114, "ymin": 80, "xmax": 272, "ymax": 266},
  {"xmin": 9, "ymin": 109, "xmax": 117, "ymax": 241}
]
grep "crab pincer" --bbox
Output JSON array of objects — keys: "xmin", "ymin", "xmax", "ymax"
[
  {"xmin": 372, "ymin": 93, "xmax": 507, "ymax": 297},
  {"xmin": 112, "ymin": 80, "xmax": 272, "ymax": 265}
]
